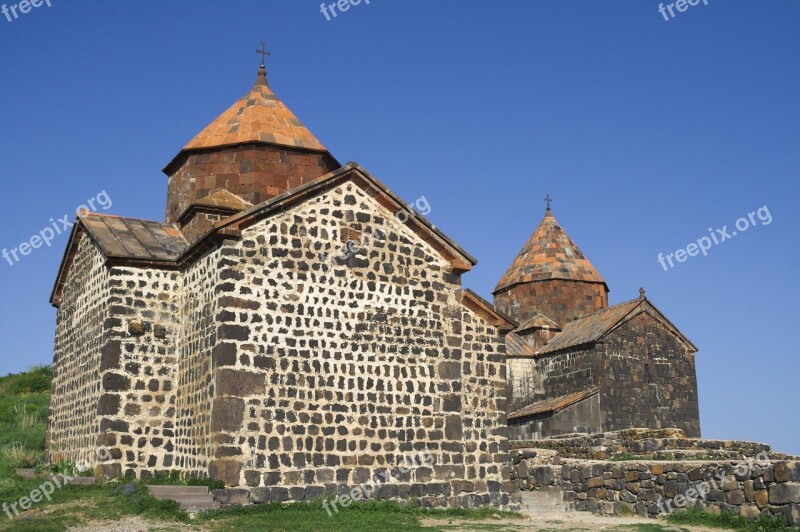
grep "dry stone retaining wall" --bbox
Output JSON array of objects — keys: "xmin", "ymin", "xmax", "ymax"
[{"xmin": 509, "ymin": 439, "xmax": 800, "ymax": 525}]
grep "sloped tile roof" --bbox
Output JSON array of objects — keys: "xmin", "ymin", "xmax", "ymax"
[
  {"xmin": 80, "ymin": 213, "xmax": 188, "ymax": 261},
  {"xmin": 192, "ymin": 190, "xmax": 253, "ymax": 212},
  {"xmin": 536, "ymin": 297, "xmax": 697, "ymax": 355},
  {"xmin": 515, "ymin": 313, "xmax": 561, "ymax": 334},
  {"xmin": 177, "ymin": 190, "xmax": 253, "ymax": 223},
  {"xmin": 505, "ymin": 332, "xmax": 537, "ymax": 357},
  {"xmin": 508, "ymin": 387, "xmax": 600, "ymax": 420},
  {"xmin": 494, "ymin": 208, "xmax": 606, "ymax": 293},
  {"xmin": 182, "ymin": 67, "xmax": 327, "ymax": 153},
  {"xmin": 536, "ymin": 298, "xmax": 643, "ymax": 355}
]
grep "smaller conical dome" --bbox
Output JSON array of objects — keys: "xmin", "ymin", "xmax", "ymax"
[{"xmin": 494, "ymin": 207, "xmax": 606, "ymax": 294}]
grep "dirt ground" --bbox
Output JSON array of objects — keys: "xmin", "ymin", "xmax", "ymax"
[
  {"xmin": 63, "ymin": 512, "xmax": 726, "ymax": 532},
  {"xmin": 420, "ymin": 511, "xmax": 724, "ymax": 531}
]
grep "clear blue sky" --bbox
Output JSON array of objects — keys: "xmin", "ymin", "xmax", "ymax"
[{"xmin": 1, "ymin": 1, "xmax": 797, "ymax": 454}]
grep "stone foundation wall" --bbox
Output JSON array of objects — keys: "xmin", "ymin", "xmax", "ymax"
[
  {"xmin": 511, "ymin": 429, "xmax": 775, "ymax": 461},
  {"xmin": 509, "ymin": 433, "xmax": 800, "ymax": 525}
]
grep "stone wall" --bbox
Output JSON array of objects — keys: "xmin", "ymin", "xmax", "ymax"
[
  {"xmin": 600, "ymin": 313, "xmax": 700, "ymax": 437},
  {"xmin": 557, "ymin": 459, "xmax": 800, "ymax": 525},
  {"xmin": 165, "ymin": 144, "xmax": 339, "ymax": 232},
  {"xmin": 173, "ymin": 246, "xmax": 223, "ymax": 475},
  {"xmin": 198, "ymin": 181, "xmax": 510, "ymax": 506},
  {"xmin": 512, "ymin": 429, "xmax": 776, "ymax": 461},
  {"xmin": 49, "ymin": 178, "xmax": 511, "ymax": 509},
  {"xmin": 96, "ymin": 265, "xmax": 182, "ymax": 478},
  {"xmin": 494, "ymin": 279, "xmax": 607, "ymax": 329},
  {"xmin": 509, "ymin": 432, "xmax": 800, "ymax": 526},
  {"xmin": 508, "ymin": 394, "xmax": 602, "ymax": 441},
  {"xmin": 47, "ymin": 234, "xmax": 110, "ymax": 465}
]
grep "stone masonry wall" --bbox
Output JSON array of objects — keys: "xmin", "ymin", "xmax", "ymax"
[
  {"xmin": 508, "ymin": 394, "xmax": 602, "ymax": 441},
  {"xmin": 96, "ymin": 266, "xmax": 182, "ymax": 478},
  {"xmin": 509, "ymin": 432, "xmax": 800, "ymax": 525},
  {"xmin": 202, "ymin": 181, "xmax": 510, "ymax": 506},
  {"xmin": 47, "ymin": 234, "xmax": 110, "ymax": 465},
  {"xmin": 600, "ymin": 313, "xmax": 700, "ymax": 437},
  {"xmin": 165, "ymin": 144, "xmax": 339, "ymax": 231},
  {"xmin": 558, "ymin": 459, "xmax": 800, "ymax": 525},
  {"xmin": 173, "ymin": 247, "xmax": 223, "ymax": 475},
  {"xmin": 532, "ymin": 348, "xmax": 598, "ymax": 407},
  {"xmin": 494, "ymin": 279, "xmax": 608, "ymax": 329}
]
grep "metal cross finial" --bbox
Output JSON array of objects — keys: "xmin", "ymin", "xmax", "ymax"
[
  {"xmin": 256, "ymin": 41, "xmax": 271, "ymax": 66},
  {"xmin": 545, "ymin": 194, "xmax": 552, "ymax": 210}
]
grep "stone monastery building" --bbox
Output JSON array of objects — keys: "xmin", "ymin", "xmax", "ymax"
[{"xmin": 46, "ymin": 60, "xmax": 700, "ymax": 503}]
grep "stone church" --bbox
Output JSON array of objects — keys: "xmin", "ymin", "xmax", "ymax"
[{"xmin": 45, "ymin": 59, "xmax": 700, "ymax": 504}]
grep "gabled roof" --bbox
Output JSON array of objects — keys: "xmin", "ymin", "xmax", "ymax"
[
  {"xmin": 494, "ymin": 208, "xmax": 606, "ymax": 294},
  {"xmin": 515, "ymin": 312, "xmax": 561, "ymax": 334},
  {"xmin": 536, "ymin": 296, "xmax": 698, "ymax": 355},
  {"xmin": 201, "ymin": 162, "xmax": 479, "ymax": 274},
  {"xmin": 508, "ymin": 387, "xmax": 600, "ymax": 420},
  {"xmin": 50, "ymin": 213, "xmax": 189, "ymax": 306},
  {"xmin": 79, "ymin": 213, "xmax": 188, "ymax": 261},
  {"xmin": 181, "ymin": 66, "xmax": 327, "ymax": 154},
  {"xmin": 461, "ymin": 289, "xmax": 516, "ymax": 332},
  {"xmin": 177, "ymin": 190, "xmax": 253, "ymax": 224},
  {"xmin": 505, "ymin": 332, "xmax": 537, "ymax": 357},
  {"xmin": 52, "ymin": 163, "xmax": 478, "ymax": 308}
]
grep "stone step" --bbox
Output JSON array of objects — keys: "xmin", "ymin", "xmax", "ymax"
[
  {"xmin": 518, "ymin": 486, "xmax": 567, "ymax": 514},
  {"xmin": 15, "ymin": 468, "xmax": 37, "ymax": 479},
  {"xmin": 181, "ymin": 500, "xmax": 220, "ymax": 511},
  {"xmin": 66, "ymin": 477, "xmax": 96, "ymax": 485},
  {"xmin": 147, "ymin": 486, "xmax": 219, "ymax": 512},
  {"xmin": 148, "ymin": 485, "xmax": 210, "ymax": 496}
]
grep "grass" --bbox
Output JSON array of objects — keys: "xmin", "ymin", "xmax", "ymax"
[
  {"xmin": 0, "ymin": 487, "xmax": 522, "ymax": 531},
  {"xmin": 0, "ymin": 482, "xmax": 190, "ymax": 531},
  {"xmin": 665, "ymin": 508, "xmax": 800, "ymax": 531},
  {"xmin": 143, "ymin": 470, "xmax": 225, "ymax": 490},
  {"xmin": 0, "ymin": 365, "xmax": 51, "ymax": 466},
  {"xmin": 0, "ymin": 367, "xmax": 527, "ymax": 531}
]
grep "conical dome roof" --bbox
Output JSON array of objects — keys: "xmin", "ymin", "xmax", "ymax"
[
  {"xmin": 182, "ymin": 66, "xmax": 327, "ymax": 153},
  {"xmin": 494, "ymin": 208, "xmax": 606, "ymax": 293}
]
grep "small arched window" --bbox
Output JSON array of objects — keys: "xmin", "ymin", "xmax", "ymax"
[{"xmin": 644, "ymin": 363, "xmax": 652, "ymax": 384}]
